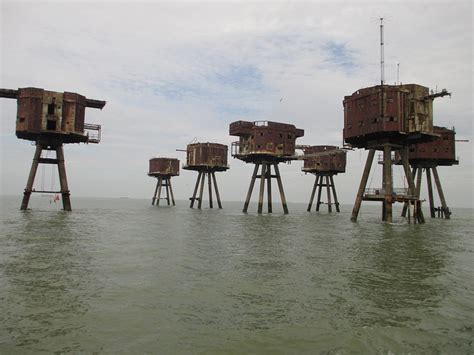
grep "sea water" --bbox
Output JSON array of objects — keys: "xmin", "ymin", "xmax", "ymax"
[{"xmin": 1, "ymin": 195, "xmax": 473, "ymax": 353}]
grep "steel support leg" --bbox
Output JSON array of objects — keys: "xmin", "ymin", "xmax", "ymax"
[
  {"xmin": 257, "ymin": 163, "xmax": 266, "ymax": 214},
  {"xmin": 198, "ymin": 171, "xmax": 206, "ymax": 209},
  {"xmin": 156, "ymin": 177, "xmax": 163, "ymax": 206},
  {"xmin": 383, "ymin": 145, "xmax": 393, "ymax": 223},
  {"xmin": 190, "ymin": 172, "xmax": 202, "ymax": 208},
  {"xmin": 208, "ymin": 172, "xmax": 213, "ymax": 208},
  {"xmin": 273, "ymin": 164, "xmax": 288, "ymax": 214},
  {"xmin": 307, "ymin": 175, "xmax": 318, "ymax": 212},
  {"xmin": 152, "ymin": 179, "xmax": 160, "ymax": 205},
  {"xmin": 56, "ymin": 145, "xmax": 72, "ymax": 211},
  {"xmin": 266, "ymin": 164, "xmax": 272, "ymax": 213},
  {"xmin": 426, "ymin": 168, "xmax": 435, "ymax": 218},
  {"xmin": 432, "ymin": 167, "xmax": 450, "ymax": 219},
  {"xmin": 330, "ymin": 175, "xmax": 340, "ymax": 212},
  {"xmin": 212, "ymin": 172, "xmax": 222, "ymax": 209},
  {"xmin": 316, "ymin": 176, "xmax": 323, "ymax": 212},
  {"xmin": 326, "ymin": 176, "xmax": 332, "ymax": 212},
  {"xmin": 21, "ymin": 144, "xmax": 43, "ymax": 211},
  {"xmin": 169, "ymin": 177, "xmax": 176, "ymax": 206},
  {"xmin": 351, "ymin": 149, "xmax": 375, "ymax": 221},
  {"xmin": 243, "ymin": 164, "xmax": 259, "ymax": 213}
]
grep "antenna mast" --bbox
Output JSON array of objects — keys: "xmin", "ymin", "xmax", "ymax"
[{"xmin": 380, "ymin": 17, "xmax": 385, "ymax": 85}]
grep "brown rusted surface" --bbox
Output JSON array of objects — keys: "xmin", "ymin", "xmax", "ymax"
[
  {"xmin": 1, "ymin": 87, "xmax": 105, "ymax": 144},
  {"xmin": 229, "ymin": 120, "xmax": 304, "ymax": 162},
  {"xmin": 183, "ymin": 142, "xmax": 229, "ymax": 171},
  {"xmin": 148, "ymin": 158, "xmax": 180, "ymax": 177},
  {"xmin": 343, "ymin": 84, "xmax": 445, "ymax": 148},
  {"xmin": 302, "ymin": 145, "xmax": 347, "ymax": 174},
  {"xmin": 407, "ymin": 126, "xmax": 458, "ymax": 166}
]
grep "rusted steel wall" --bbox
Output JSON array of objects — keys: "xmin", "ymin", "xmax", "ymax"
[
  {"xmin": 343, "ymin": 84, "xmax": 433, "ymax": 147},
  {"xmin": 303, "ymin": 146, "xmax": 347, "ymax": 173},
  {"xmin": 186, "ymin": 143, "xmax": 228, "ymax": 169},
  {"xmin": 229, "ymin": 120, "xmax": 304, "ymax": 158},
  {"xmin": 408, "ymin": 126, "xmax": 457, "ymax": 165},
  {"xmin": 149, "ymin": 158, "xmax": 180, "ymax": 176},
  {"xmin": 15, "ymin": 87, "xmax": 96, "ymax": 143}
]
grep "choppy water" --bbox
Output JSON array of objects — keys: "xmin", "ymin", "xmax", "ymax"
[{"xmin": 1, "ymin": 195, "xmax": 473, "ymax": 353}]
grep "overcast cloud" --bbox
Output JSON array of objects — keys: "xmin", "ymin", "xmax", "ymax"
[{"xmin": 1, "ymin": 1, "xmax": 472, "ymax": 208}]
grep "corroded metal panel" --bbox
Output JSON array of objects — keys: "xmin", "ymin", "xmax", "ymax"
[
  {"xmin": 407, "ymin": 126, "xmax": 458, "ymax": 166},
  {"xmin": 343, "ymin": 84, "xmax": 435, "ymax": 148},
  {"xmin": 229, "ymin": 120, "xmax": 304, "ymax": 161},
  {"xmin": 3, "ymin": 87, "xmax": 105, "ymax": 144},
  {"xmin": 184, "ymin": 142, "xmax": 229, "ymax": 171},
  {"xmin": 148, "ymin": 158, "xmax": 180, "ymax": 176},
  {"xmin": 302, "ymin": 146, "xmax": 347, "ymax": 174}
]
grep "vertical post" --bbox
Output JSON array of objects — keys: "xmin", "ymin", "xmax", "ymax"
[
  {"xmin": 208, "ymin": 172, "xmax": 213, "ymax": 208},
  {"xmin": 165, "ymin": 177, "xmax": 171, "ymax": 205},
  {"xmin": 415, "ymin": 167, "xmax": 423, "ymax": 199},
  {"xmin": 401, "ymin": 166, "xmax": 417, "ymax": 217},
  {"xmin": 198, "ymin": 170, "xmax": 206, "ymax": 209},
  {"xmin": 351, "ymin": 149, "xmax": 376, "ymax": 221},
  {"xmin": 257, "ymin": 163, "xmax": 266, "ymax": 214},
  {"xmin": 273, "ymin": 163, "xmax": 289, "ymax": 214},
  {"xmin": 316, "ymin": 175, "xmax": 323, "ymax": 212},
  {"xmin": 266, "ymin": 164, "xmax": 272, "ymax": 213},
  {"xmin": 383, "ymin": 145, "xmax": 393, "ymax": 223},
  {"xmin": 326, "ymin": 176, "xmax": 332, "ymax": 213},
  {"xmin": 56, "ymin": 145, "xmax": 72, "ymax": 211},
  {"xmin": 190, "ymin": 172, "xmax": 202, "ymax": 208},
  {"xmin": 169, "ymin": 177, "xmax": 176, "ymax": 206},
  {"xmin": 212, "ymin": 172, "xmax": 222, "ymax": 209},
  {"xmin": 156, "ymin": 177, "xmax": 163, "ymax": 206},
  {"xmin": 432, "ymin": 167, "xmax": 450, "ymax": 219},
  {"xmin": 152, "ymin": 178, "xmax": 160, "ymax": 205},
  {"xmin": 307, "ymin": 175, "xmax": 318, "ymax": 212},
  {"xmin": 330, "ymin": 175, "xmax": 340, "ymax": 212},
  {"xmin": 243, "ymin": 163, "xmax": 259, "ymax": 213},
  {"xmin": 21, "ymin": 143, "xmax": 43, "ymax": 211}
]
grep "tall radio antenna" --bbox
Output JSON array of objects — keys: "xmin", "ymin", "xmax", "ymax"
[{"xmin": 380, "ymin": 17, "xmax": 385, "ymax": 85}]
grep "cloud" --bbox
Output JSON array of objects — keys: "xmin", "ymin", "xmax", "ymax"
[{"xmin": 1, "ymin": 1, "xmax": 472, "ymax": 207}]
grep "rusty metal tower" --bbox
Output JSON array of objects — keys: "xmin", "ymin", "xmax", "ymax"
[
  {"xmin": 398, "ymin": 126, "xmax": 459, "ymax": 219},
  {"xmin": 344, "ymin": 84, "xmax": 450, "ymax": 223},
  {"xmin": 148, "ymin": 157, "xmax": 180, "ymax": 206},
  {"xmin": 302, "ymin": 146, "xmax": 347, "ymax": 213},
  {"xmin": 183, "ymin": 142, "xmax": 229, "ymax": 209},
  {"xmin": 229, "ymin": 120, "xmax": 304, "ymax": 214},
  {"xmin": 1, "ymin": 87, "xmax": 105, "ymax": 211}
]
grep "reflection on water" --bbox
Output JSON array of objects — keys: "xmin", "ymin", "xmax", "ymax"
[
  {"xmin": 1, "ymin": 210, "xmax": 100, "ymax": 352},
  {"xmin": 347, "ymin": 224, "xmax": 447, "ymax": 327},
  {"xmin": 0, "ymin": 197, "xmax": 473, "ymax": 353}
]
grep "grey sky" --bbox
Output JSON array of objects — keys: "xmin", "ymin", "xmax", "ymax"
[{"xmin": 1, "ymin": 1, "xmax": 472, "ymax": 208}]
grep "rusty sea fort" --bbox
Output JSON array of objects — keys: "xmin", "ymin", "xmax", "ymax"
[{"xmin": 1, "ymin": 196, "xmax": 473, "ymax": 353}]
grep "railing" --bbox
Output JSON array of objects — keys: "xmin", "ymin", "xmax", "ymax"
[
  {"xmin": 231, "ymin": 141, "xmax": 243, "ymax": 156},
  {"xmin": 364, "ymin": 188, "xmax": 410, "ymax": 196},
  {"xmin": 84, "ymin": 123, "xmax": 101, "ymax": 143}
]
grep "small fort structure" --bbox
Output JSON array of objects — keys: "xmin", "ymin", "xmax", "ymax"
[
  {"xmin": 301, "ymin": 145, "xmax": 347, "ymax": 213},
  {"xmin": 0, "ymin": 87, "xmax": 105, "ymax": 211},
  {"xmin": 229, "ymin": 120, "xmax": 304, "ymax": 214},
  {"xmin": 182, "ymin": 142, "xmax": 229, "ymax": 209},
  {"xmin": 397, "ymin": 126, "xmax": 458, "ymax": 219},
  {"xmin": 148, "ymin": 157, "xmax": 180, "ymax": 206}
]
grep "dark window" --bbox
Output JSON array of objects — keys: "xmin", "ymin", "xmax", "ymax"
[
  {"xmin": 260, "ymin": 132, "xmax": 264, "ymax": 136},
  {"xmin": 47, "ymin": 103, "xmax": 55, "ymax": 115},
  {"xmin": 46, "ymin": 120, "xmax": 56, "ymax": 131},
  {"xmin": 287, "ymin": 134, "xmax": 292, "ymax": 139}
]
